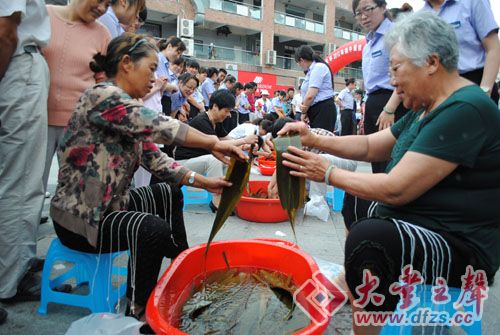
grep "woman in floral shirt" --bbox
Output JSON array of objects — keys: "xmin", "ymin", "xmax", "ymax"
[{"xmin": 50, "ymin": 33, "xmax": 245, "ymax": 322}]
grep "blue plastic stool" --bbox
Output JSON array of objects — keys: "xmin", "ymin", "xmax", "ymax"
[
  {"xmin": 325, "ymin": 188, "xmax": 345, "ymax": 212},
  {"xmin": 181, "ymin": 185, "xmax": 212, "ymax": 209},
  {"xmin": 38, "ymin": 238, "xmax": 127, "ymax": 315},
  {"xmin": 381, "ymin": 285, "xmax": 482, "ymax": 335}
]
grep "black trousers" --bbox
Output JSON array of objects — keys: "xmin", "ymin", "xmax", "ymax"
[
  {"xmin": 461, "ymin": 68, "xmax": 499, "ymax": 105},
  {"xmin": 345, "ymin": 217, "xmax": 487, "ymax": 312},
  {"xmin": 364, "ymin": 89, "xmax": 407, "ymax": 173},
  {"xmin": 54, "ymin": 183, "xmax": 188, "ymax": 306},
  {"xmin": 307, "ymin": 98, "xmax": 336, "ymax": 132},
  {"xmin": 340, "ymin": 109, "xmax": 355, "ymax": 136}
]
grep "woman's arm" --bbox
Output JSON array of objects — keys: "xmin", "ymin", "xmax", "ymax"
[
  {"xmin": 300, "ymin": 87, "xmax": 319, "ymax": 113},
  {"xmin": 480, "ymin": 31, "xmax": 500, "ymax": 95},
  {"xmin": 278, "ymin": 121, "xmax": 396, "ymax": 162},
  {"xmin": 283, "ymin": 147, "xmax": 457, "ymax": 206},
  {"xmin": 376, "ymin": 90, "xmax": 402, "ymax": 130}
]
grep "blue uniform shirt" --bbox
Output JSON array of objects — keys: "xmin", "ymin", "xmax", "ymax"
[
  {"xmin": 201, "ymin": 78, "xmax": 215, "ymax": 106},
  {"xmin": 238, "ymin": 93, "xmax": 250, "ymax": 114},
  {"xmin": 156, "ymin": 53, "xmax": 177, "ymax": 97},
  {"xmin": 170, "ymin": 91, "xmax": 188, "ymax": 113},
  {"xmin": 97, "ymin": 7, "xmax": 124, "ymax": 38},
  {"xmin": 338, "ymin": 87, "xmax": 354, "ymax": 110},
  {"xmin": 421, "ymin": 0, "xmax": 499, "ymax": 74},
  {"xmin": 300, "ymin": 61, "xmax": 334, "ymax": 105},
  {"xmin": 362, "ymin": 18, "xmax": 394, "ymax": 95}
]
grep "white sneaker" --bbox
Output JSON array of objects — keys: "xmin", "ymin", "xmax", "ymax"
[{"xmin": 45, "ymin": 192, "xmax": 51, "ymax": 198}]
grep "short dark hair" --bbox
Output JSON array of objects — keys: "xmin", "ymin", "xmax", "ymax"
[
  {"xmin": 257, "ymin": 119, "xmax": 273, "ymax": 133},
  {"xmin": 278, "ymin": 90, "xmax": 287, "ymax": 98},
  {"xmin": 345, "ymin": 78, "xmax": 356, "ymax": 86},
  {"xmin": 206, "ymin": 67, "xmax": 219, "ymax": 79},
  {"xmin": 209, "ymin": 89, "xmax": 236, "ymax": 110},
  {"xmin": 178, "ymin": 72, "xmax": 199, "ymax": 87},
  {"xmin": 224, "ymin": 75, "xmax": 236, "ymax": 84},
  {"xmin": 218, "ymin": 68, "xmax": 227, "ymax": 75},
  {"xmin": 186, "ymin": 58, "xmax": 200, "ymax": 70},
  {"xmin": 287, "ymin": 87, "xmax": 295, "ymax": 92},
  {"xmin": 198, "ymin": 66, "xmax": 207, "ymax": 74},
  {"xmin": 352, "ymin": 0, "xmax": 388, "ymax": 16},
  {"xmin": 248, "ymin": 81, "xmax": 257, "ymax": 88},
  {"xmin": 244, "ymin": 82, "xmax": 253, "ymax": 90}
]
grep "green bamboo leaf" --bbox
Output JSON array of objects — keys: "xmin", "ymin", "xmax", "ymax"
[
  {"xmin": 205, "ymin": 158, "xmax": 252, "ymax": 255},
  {"xmin": 273, "ymin": 135, "xmax": 306, "ymax": 241}
]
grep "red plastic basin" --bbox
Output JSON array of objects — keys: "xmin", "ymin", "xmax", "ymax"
[
  {"xmin": 146, "ymin": 239, "xmax": 329, "ymax": 335},
  {"xmin": 235, "ymin": 180, "xmax": 288, "ymax": 223},
  {"xmin": 257, "ymin": 156, "xmax": 276, "ymax": 176}
]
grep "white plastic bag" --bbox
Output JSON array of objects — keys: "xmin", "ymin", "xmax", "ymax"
[
  {"xmin": 304, "ymin": 194, "xmax": 330, "ymax": 222},
  {"xmin": 65, "ymin": 313, "xmax": 143, "ymax": 335}
]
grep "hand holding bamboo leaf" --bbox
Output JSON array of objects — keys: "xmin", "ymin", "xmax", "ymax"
[{"xmin": 281, "ymin": 147, "xmax": 331, "ymax": 183}]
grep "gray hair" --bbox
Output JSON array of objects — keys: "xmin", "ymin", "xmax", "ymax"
[{"xmin": 384, "ymin": 11, "xmax": 459, "ymax": 71}]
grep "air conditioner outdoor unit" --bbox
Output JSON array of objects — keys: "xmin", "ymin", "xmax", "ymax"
[
  {"xmin": 226, "ymin": 63, "xmax": 238, "ymax": 71},
  {"xmin": 327, "ymin": 43, "xmax": 337, "ymax": 54},
  {"xmin": 265, "ymin": 50, "xmax": 277, "ymax": 65},
  {"xmin": 178, "ymin": 18, "xmax": 194, "ymax": 38},
  {"xmin": 181, "ymin": 38, "xmax": 194, "ymax": 57}
]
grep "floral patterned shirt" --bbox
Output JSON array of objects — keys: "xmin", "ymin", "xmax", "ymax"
[{"xmin": 50, "ymin": 82, "xmax": 189, "ymax": 246}]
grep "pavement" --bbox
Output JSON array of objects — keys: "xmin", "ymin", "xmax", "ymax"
[{"xmin": 1, "ymin": 158, "xmax": 499, "ymax": 334}]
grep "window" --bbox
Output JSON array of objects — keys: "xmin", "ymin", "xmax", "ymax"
[
  {"xmin": 285, "ymin": 5, "xmax": 306, "ymax": 18},
  {"xmin": 313, "ymin": 13, "xmax": 323, "ymax": 22}
]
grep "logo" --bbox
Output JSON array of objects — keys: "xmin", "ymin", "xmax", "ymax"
[
  {"xmin": 293, "ymin": 271, "xmax": 348, "ymax": 325},
  {"xmin": 253, "ymin": 76, "xmax": 263, "ymax": 84}
]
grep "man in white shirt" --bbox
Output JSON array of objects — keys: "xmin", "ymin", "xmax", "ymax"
[
  {"xmin": 0, "ymin": 0, "xmax": 51, "ymax": 304},
  {"xmin": 291, "ymin": 89, "xmax": 303, "ymax": 121},
  {"xmin": 254, "ymin": 89, "xmax": 273, "ymax": 119}
]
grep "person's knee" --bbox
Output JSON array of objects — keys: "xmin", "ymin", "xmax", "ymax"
[{"xmin": 344, "ymin": 218, "xmax": 400, "ymax": 311}]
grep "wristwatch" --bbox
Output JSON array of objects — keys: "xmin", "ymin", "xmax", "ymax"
[{"xmin": 188, "ymin": 171, "xmax": 196, "ymax": 185}]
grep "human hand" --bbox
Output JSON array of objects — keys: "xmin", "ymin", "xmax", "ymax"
[
  {"xmin": 276, "ymin": 121, "xmax": 317, "ymax": 147},
  {"xmin": 281, "ymin": 146, "xmax": 330, "ymax": 182},
  {"xmin": 201, "ymin": 176, "xmax": 232, "ymax": 194},
  {"xmin": 211, "ymin": 140, "xmax": 247, "ymax": 164},
  {"xmin": 243, "ymin": 134, "xmax": 258, "ymax": 145},
  {"xmin": 376, "ymin": 110, "xmax": 395, "ymax": 130},
  {"xmin": 300, "ymin": 103, "xmax": 309, "ymax": 113}
]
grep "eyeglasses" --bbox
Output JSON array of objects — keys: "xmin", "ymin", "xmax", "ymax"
[
  {"xmin": 388, "ymin": 63, "xmax": 402, "ymax": 78},
  {"xmin": 354, "ymin": 5, "xmax": 379, "ymax": 18},
  {"xmin": 128, "ymin": 38, "xmax": 148, "ymax": 53}
]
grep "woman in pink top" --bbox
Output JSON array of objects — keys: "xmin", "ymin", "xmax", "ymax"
[{"xmin": 42, "ymin": 0, "xmax": 111, "ymax": 193}]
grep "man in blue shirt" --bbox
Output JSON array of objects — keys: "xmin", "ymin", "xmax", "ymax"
[
  {"xmin": 201, "ymin": 67, "xmax": 218, "ymax": 110},
  {"xmin": 421, "ymin": 0, "xmax": 500, "ymax": 105},
  {"xmin": 237, "ymin": 83, "xmax": 253, "ymax": 124},
  {"xmin": 337, "ymin": 78, "xmax": 356, "ymax": 136}
]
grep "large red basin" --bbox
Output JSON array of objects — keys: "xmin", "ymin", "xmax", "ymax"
[
  {"xmin": 146, "ymin": 239, "xmax": 330, "ymax": 335},
  {"xmin": 235, "ymin": 180, "xmax": 288, "ymax": 223}
]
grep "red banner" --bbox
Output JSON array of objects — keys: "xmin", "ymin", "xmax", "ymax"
[
  {"xmin": 237, "ymin": 71, "xmax": 292, "ymax": 95},
  {"xmin": 325, "ymin": 38, "xmax": 366, "ymax": 74}
]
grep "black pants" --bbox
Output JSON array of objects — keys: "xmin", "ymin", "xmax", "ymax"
[
  {"xmin": 54, "ymin": 183, "xmax": 188, "ymax": 306},
  {"xmin": 307, "ymin": 98, "xmax": 336, "ymax": 132},
  {"xmin": 161, "ymin": 96, "xmax": 172, "ymax": 116},
  {"xmin": 364, "ymin": 90, "xmax": 407, "ymax": 173},
  {"xmin": 340, "ymin": 109, "xmax": 355, "ymax": 136},
  {"xmin": 345, "ymin": 217, "xmax": 487, "ymax": 312},
  {"xmin": 461, "ymin": 68, "xmax": 499, "ymax": 105},
  {"xmin": 341, "ymin": 193, "xmax": 372, "ymax": 230}
]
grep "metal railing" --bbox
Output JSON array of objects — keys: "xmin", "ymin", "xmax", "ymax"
[
  {"xmin": 334, "ymin": 26, "xmax": 364, "ymax": 41},
  {"xmin": 194, "ymin": 43, "xmax": 260, "ymax": 66},
  {"xmin": 208, "ymin": 0, "xmax": 262, "ymax": 20},
  {"xmin": 336, "ymin": 67, "xmax": 363, "ymax": 80},
  {"xmin": 274, "ymin": 11, "xmax": 324, "ymax": 34},
  {"xmin": 275, "ymin": 55, "xmax": 302, "ymax": 71}
]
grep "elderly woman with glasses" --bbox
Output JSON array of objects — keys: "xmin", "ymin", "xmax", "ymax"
[
  {"xmin": 50, "ymin": 33, "xmax": 245, "ymax": 324},
  {"xmin": 278, "ymin": 12, "xmax": 500, "ymax": 334},
  {"xmin": 353, "ymin": 0, "xmax": 408, "ymax": 173}
]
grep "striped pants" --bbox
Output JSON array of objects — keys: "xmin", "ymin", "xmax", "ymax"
[{"xmin": 54, "ymin": 183, "xmax": 188, "ymax": 306}]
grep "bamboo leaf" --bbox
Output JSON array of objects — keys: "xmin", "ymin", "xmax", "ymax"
[
  {"xmin": 205, "ymin": 158, "xmax": 252, "ymax": 255},
  {"xmin": 273, "ymin": 135, "xmax": 306, "ymax": 241}
]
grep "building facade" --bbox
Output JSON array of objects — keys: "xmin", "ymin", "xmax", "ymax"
[{"xmin": 143, "ymin": 0, "xmax": 364, "ymax": 91}]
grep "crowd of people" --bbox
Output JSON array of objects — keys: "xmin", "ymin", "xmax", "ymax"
[{"xmin": 1, "ymin": 0, "xmax": 500, "ymax": 333}]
